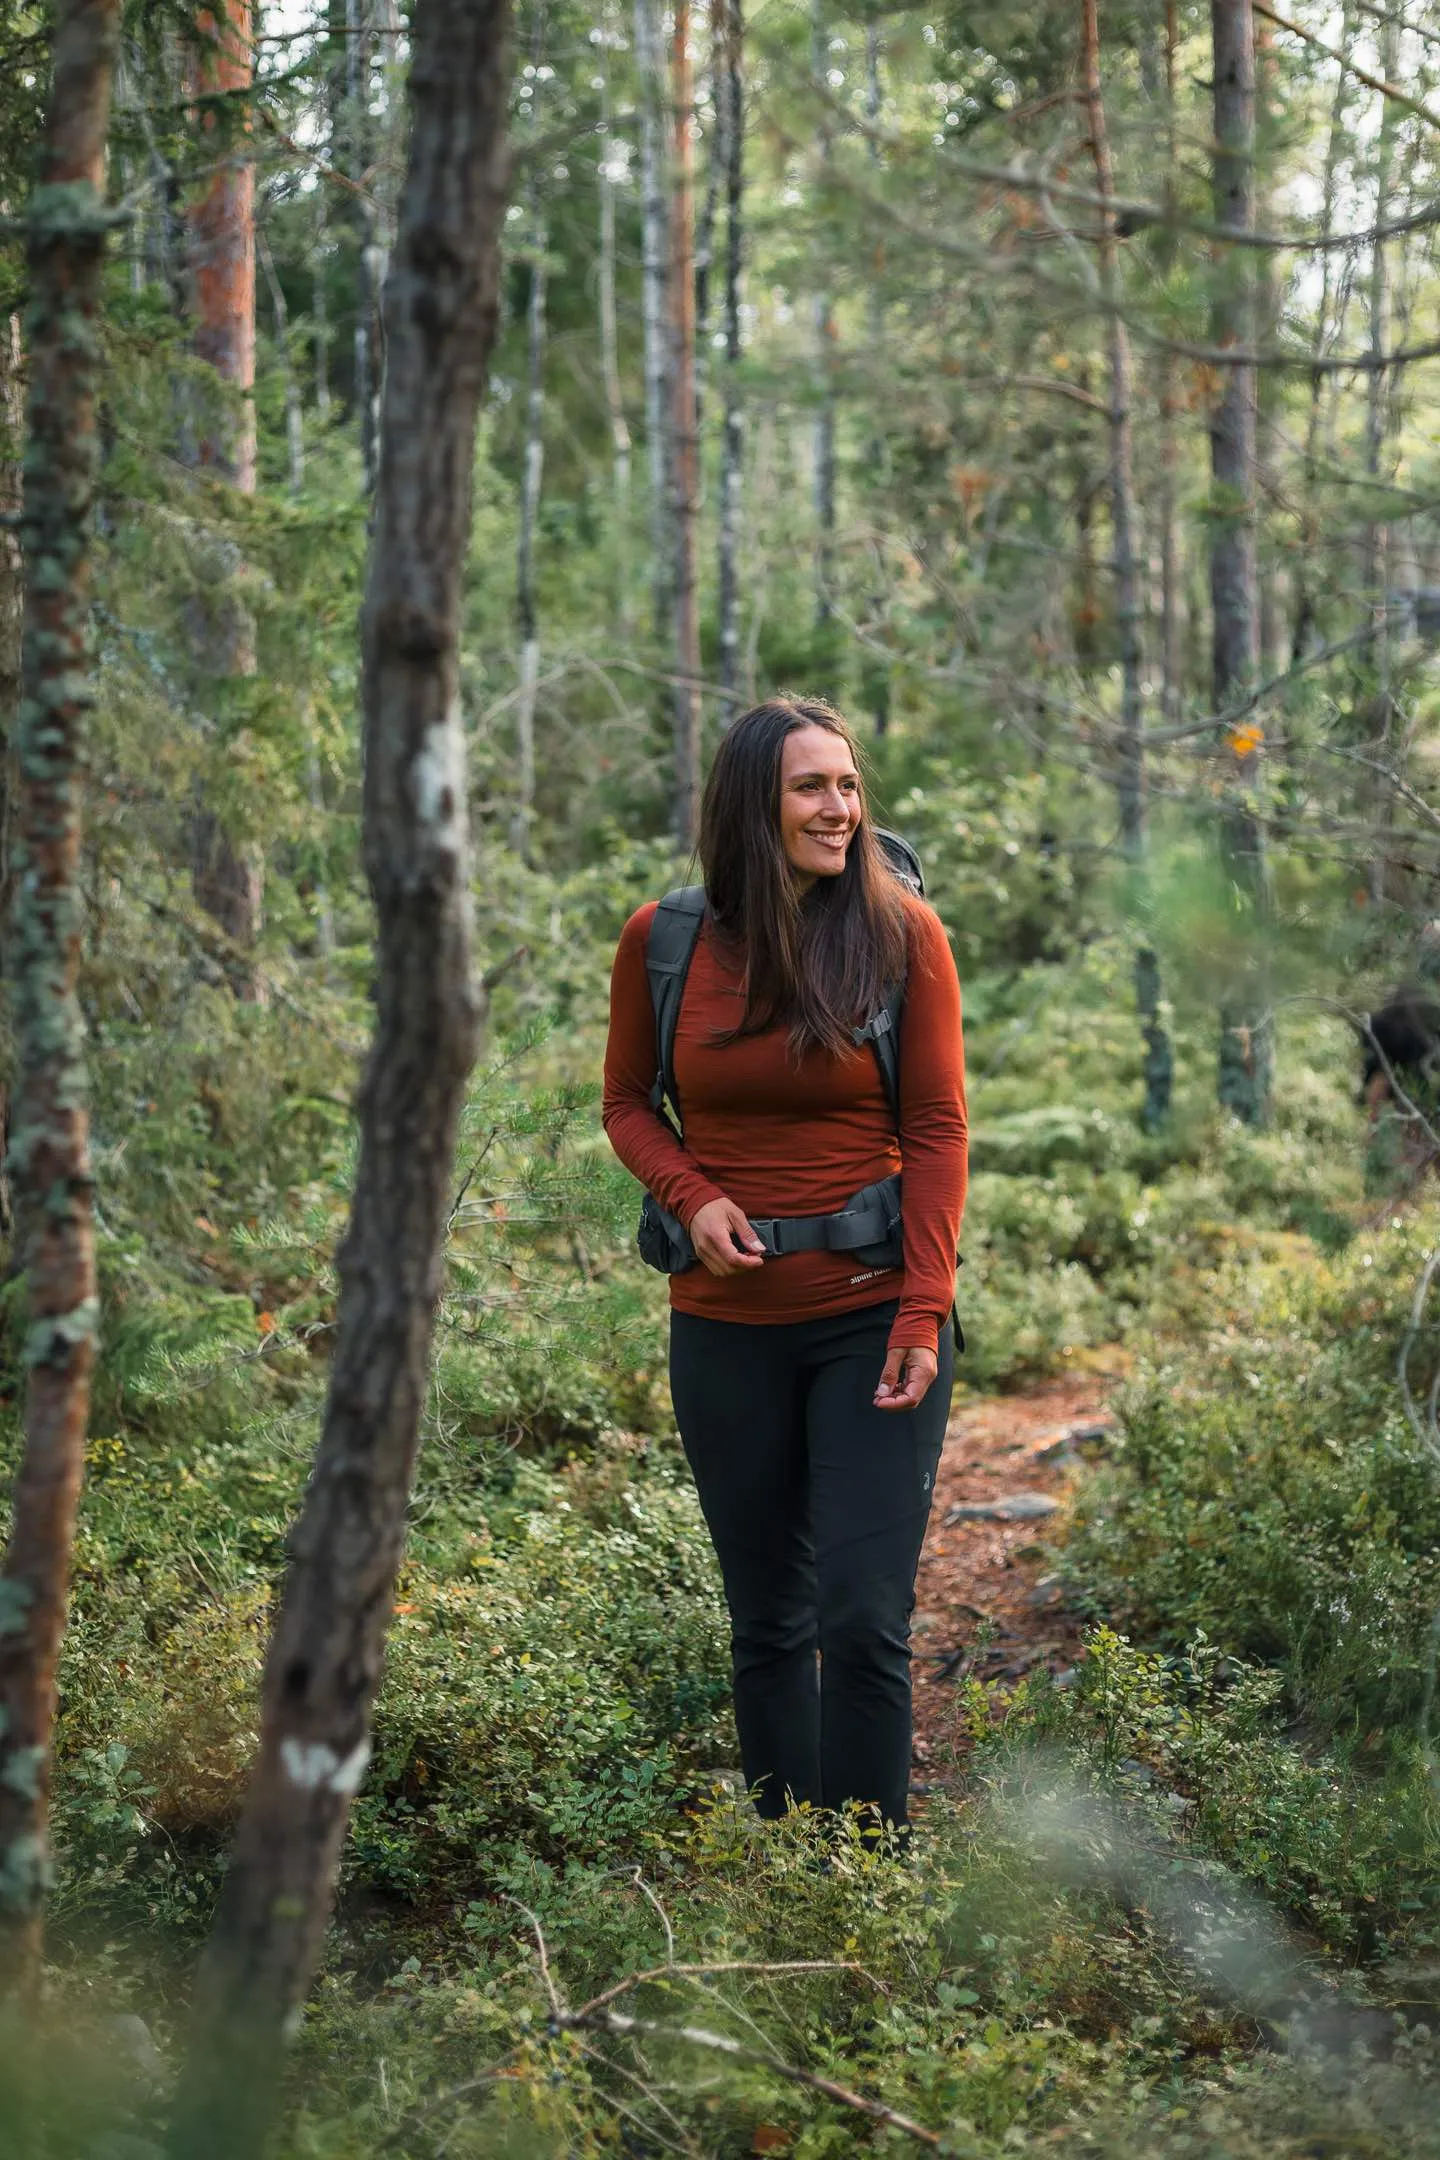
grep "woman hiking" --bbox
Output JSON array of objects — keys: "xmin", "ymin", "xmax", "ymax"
[{"xmin": 603, "ymin": 697, "xmax": 968, "ymax": 1839}]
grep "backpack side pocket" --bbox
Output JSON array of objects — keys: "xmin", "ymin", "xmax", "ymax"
[{"xmin": 637, "ymin": 1192, "xmax": 698, "ymax": 1274}]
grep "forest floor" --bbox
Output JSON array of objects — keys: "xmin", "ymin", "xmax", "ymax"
[{"xmin": 911, "ymin": 1373, "xmax": 1117, "ymax": 1801}]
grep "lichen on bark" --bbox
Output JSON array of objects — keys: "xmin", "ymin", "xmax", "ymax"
[{"xmin": 0, "ymin": 0, "xmax": 119, "ymax": 2008}]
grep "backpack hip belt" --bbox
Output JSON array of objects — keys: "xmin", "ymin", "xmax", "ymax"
[
  {"xmin": 746, "ymin": 1173, "xmax": 901, "ymax": 1259},
  {"xmin": 636, "ymin": 1172, "xmax": 902, "ymax": 1276}
]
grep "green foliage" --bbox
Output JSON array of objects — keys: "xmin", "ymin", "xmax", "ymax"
[{"xmin": 1067, "ymin": 1218, "xmax": 1440, "ymax": 1731}]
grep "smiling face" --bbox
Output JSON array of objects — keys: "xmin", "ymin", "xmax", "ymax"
[{"xmin": 778, "ymin": 724, "xmax": 863, "ymax": 888}]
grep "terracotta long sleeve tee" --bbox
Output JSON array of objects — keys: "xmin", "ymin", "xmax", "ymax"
[{"xmin": 602, "ymin": 892, "xmax": 968, "ymax": 1355}]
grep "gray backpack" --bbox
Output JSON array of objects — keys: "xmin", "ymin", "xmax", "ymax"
[{"xmin": 635, "ymin": 831, "xmax": 923, "ymax": 1276}]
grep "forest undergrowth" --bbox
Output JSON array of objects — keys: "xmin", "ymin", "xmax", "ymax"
[{"xmin": 5, "ymin": 815, "xmax": 1440, "ymax": 2158}]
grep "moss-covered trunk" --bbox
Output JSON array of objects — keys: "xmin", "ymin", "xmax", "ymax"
[{"xmin": 0, "ymin": 0, "xmax": 119, "ymax": 2005}]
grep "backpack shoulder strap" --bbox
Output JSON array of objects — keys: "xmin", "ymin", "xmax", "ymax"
[
  {"xmin": 853, "ymin": 976, "xmax": 905, "ymax": 1124},
  {"xmin": 645, "ymin": 887, "xmax": 707, "ymax": 1130}
]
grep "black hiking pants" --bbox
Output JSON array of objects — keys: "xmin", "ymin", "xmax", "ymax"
[{"xmin": 669, "ymin": 1298, "xmax": 952, "ymax": 1835}]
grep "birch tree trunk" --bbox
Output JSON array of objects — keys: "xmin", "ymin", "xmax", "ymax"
[
  {"xmin": 1157, "ymin": 0, "xmax": 1182, "ymax": 731},
  {"xmin": 313, "ymin": 194, "xmax": 331, "ymax": 417},
  {"xmin": 0, "ymin": 0, "xmax": 118, "ymax": 2006},
  {"xmin": 1292, "ymin": 9, "xmax": 1350, "ymax": 662},
  {"xmin": 717, "ymin": 0, "xmax": 744, "ymax": 717},
  {"xmin": 811, "ymin": 0, "xmax": 835, "ymax": 642},
  {"xmin": 1079, "ymin": 0, "xmax": 1172, "ymax": 1128},
  {"xmin": 1210, "ymin": 0, "xmax": 1271, "ymax": 1124},
  {"xmin": 166, "ymin": 2, "xmax": 513, "ymax": 2147},
  {"xmin": 511, "ymin": 213, "xmax": 546, "ymax": 862},
  {"xmin": 670, "ymin": 0, "xmax": 703, "ymax": 846},
  {"xmin": 1364, "ymin": 19, "xmax": 1402, "ymax": 905},
  {"xmin": 1254, "ymin": 14, "xmax": 1284, "ymax": 676},
  {"xmin": 346, "ymin": 0, "xmax": 383, "ymax": 494},
  {"xmin": 634, "ymin": 0, "xmax": 672, "ymax": 643},
  {"xmin": 257, "ymin": 225, "xmax": 304, "ymax": 495},
  {"xmin": 693, "ymin": 0, "xmax": 723, "ymax": 438},
  {"xmin": 188, "ymin": 0, "xmax": 265, "ymax": 988},
  {"xmin": 862, "ymin": 22, "xmax": 890, "ymax": 737},
  {"xmin": 596, "ymin": 14, "xmax": 632, "ymax": 626}
]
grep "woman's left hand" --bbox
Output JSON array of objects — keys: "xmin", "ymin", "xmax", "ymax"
[{"xmin": 873, "ymin": 1345, "xmax": 939, "ymax": 1413}]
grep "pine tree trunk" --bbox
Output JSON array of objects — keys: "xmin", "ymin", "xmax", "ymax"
[
  {"xmin": 188, "ymin": 1, "xmax": 265, "ymax": 988},
  {"xmin": 1080, "ymin": 0, "xmax": 1172, "ymax": 1129},
  {"xmin": 166, "ymin": 3, "xmax": 512, "ymax": 2147},
  {"xmin": 0, "ymin": 0, "xmax": 118, "ymax": 2006},
  {"xmin": 511, "ymin": 219, "xmax": 546, "ymax": 861},
  {"xmin": 1210, "ymin": 0, "xmax": 1271, "ymax": 1125},
  {"xmin": 717, "ymin": 0, "xmax": 744, "ymax": 717},
  {"xmin": 670, "ymin": 0, "xmax": 703, "ymax": 846},
  {"xmin": 634, "ymin": 0, "xmax": 672, "ymax": 643}
]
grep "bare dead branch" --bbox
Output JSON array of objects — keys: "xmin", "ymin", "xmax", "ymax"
[
  {"xmin": 1253, "ymin": 0, "xmax": 1440, "ymax": 134},
  {"xmin": 560, "ymin": 2003, "xmax": 943, "ymax": 2148},
  {"xmin": 574, "ymin": 1957, "xmax": 887, "ymax": 2022}
]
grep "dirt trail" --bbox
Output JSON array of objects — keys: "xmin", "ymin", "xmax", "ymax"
[{"xmin": 911, "ymin": 1376, "xmax": 1114, "ymax": 1785}]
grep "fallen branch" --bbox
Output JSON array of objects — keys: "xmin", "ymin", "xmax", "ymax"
[
  {"xmin": 387, "ymin": 1903, "xmax": 941, "ymax": 2153},
  {"xmin": 557, "ymin": 2001, "xmax": 943, "ymax": 2148}
]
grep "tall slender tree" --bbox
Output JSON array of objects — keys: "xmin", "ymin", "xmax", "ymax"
[
  {"xmin": 670, "ymin": 0, "xmax": 703, "ymax": 845},
  {"xmin": 1210, "ymin": 0, "xmax": 1271, "ymax": 1123},
  {"xmin": 1079, "ymin": 0, "xmax": 1172, "ymax": 1127},
  {"xmin": 347, "ymin": 0, "xmax": 383, "ymax": 494},
  {"xmin": 811, "ymin": 0, "xmax": 835, "ymax": 643},
  {"xmin": 716, "ymin": 0, "xmax": 744, "ymax": 716},
  {"xmin": 1156, "ymin": 0, "xmax": 1183, "ymax": 731},
  {"xmin": 166, "ymin": 1, "xmax": 515, "ymax": 2147},
  {"xmin": 862, "ymin": 21, "xmax": 890, "ymax": 737},
  {"xmin": 0, "ymin": 0, "xmax": 119, "ymax": 2006},
  {"xmin": 596, "ymin": 9, "xmax": 632, "ymax": 626},
  {"xmin": 188, "ymin": 1, "xmax": 264, "ymax": 986},
  {"xmin": 512, "ymin": 190, "xmax": 547, "ymax": 861},
  {"xmin": 634, "ymin": 0, "xmax": 671, "ymax": 641},
  {"xmin": 0, "ymin": 309, "xmax": 20, "ymax": 960},
  {"xmin": 1291, "ymin": 2, "xmax": 1352, "ymax": 662}
]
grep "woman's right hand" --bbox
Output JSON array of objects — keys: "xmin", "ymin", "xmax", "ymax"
[{"xmin": 688, "ymin": 1197, "xmax": 767, "ymax": 1276}]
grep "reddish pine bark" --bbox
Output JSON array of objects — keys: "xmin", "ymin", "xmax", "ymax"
[
  {"xmin": 0, "ymin": 0, "xmax": 118, "ymax": 2005},
  {"xmin": 191, "ymin": 2, "xmax": 256, "ymax": 488},
  {"xmin": 188, "ymin": 3, "xmax": 264, "ymax": 975}
]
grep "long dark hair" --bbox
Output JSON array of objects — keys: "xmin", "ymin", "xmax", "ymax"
[{"xmin": 698, "ymin": 697, "xmax": 908, "ymax": 1057}]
